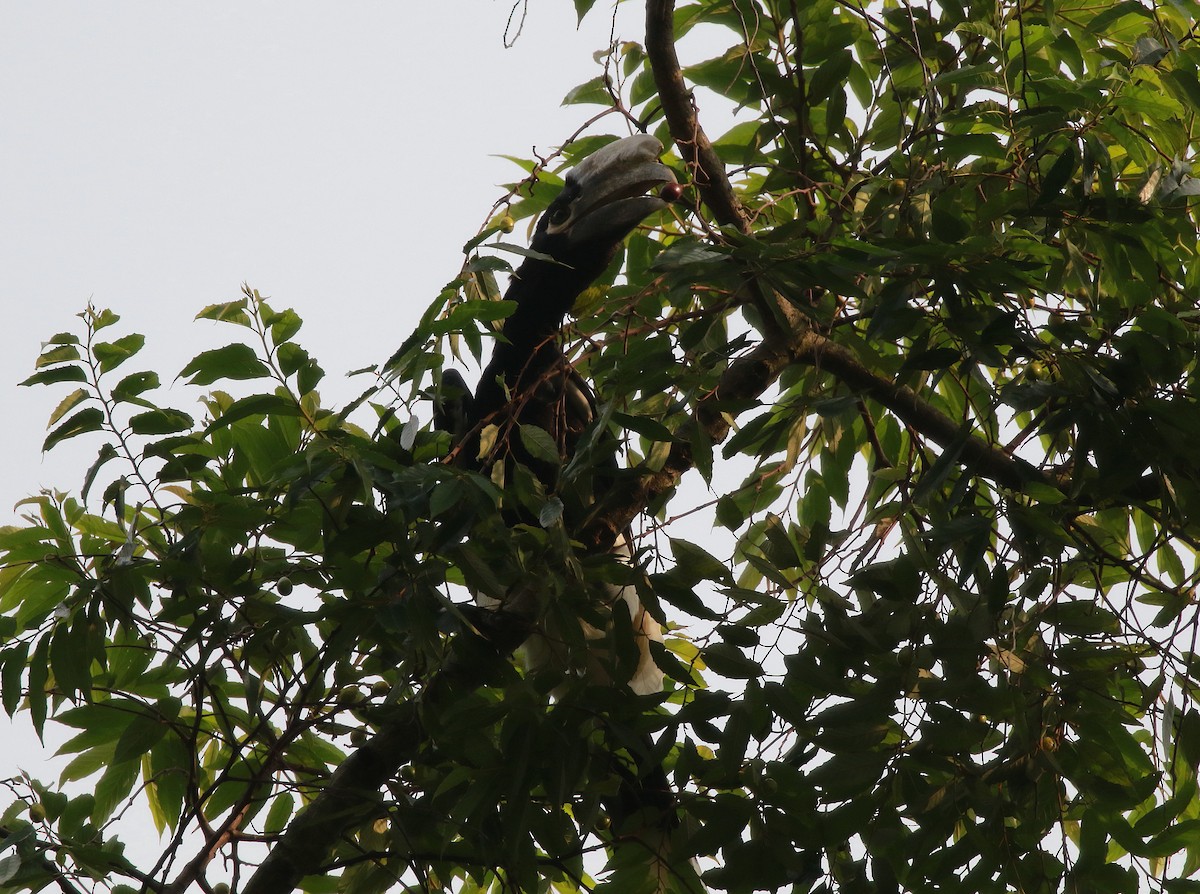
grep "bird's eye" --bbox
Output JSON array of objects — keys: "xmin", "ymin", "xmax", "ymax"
[{"xmin": 548, "ymin": 206, "xmax": 572, "ymax": 226}]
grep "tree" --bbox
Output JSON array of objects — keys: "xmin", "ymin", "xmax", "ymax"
[{"xmin": 3, "ymin": 0, "xmax": 1200, "ymax": 890}]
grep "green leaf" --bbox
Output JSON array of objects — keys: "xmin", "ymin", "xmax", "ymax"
[
  {"xmin": 267, "ymin": 307, "xmax": 303, "ymax": 345},
  {"xmin": 43, "ymin": 407, "xmax": 104, "ymax": 451},
  {"xmin": 538, "ymin": 496, "xmax": 564, "ymax": 528},
  {"xmin": 518, "ymin": 425, "xmax": 560, "ymax": 465},
  {"xmin": 443, "ymin": 300, "xmax": 517, "ymax": 330},
  {"xmin": 1086, "ymin": 0, "xmax": 1150, "ymax": 31},
  {"xmin": 808, "ymin": 50, "xmax": 852, "ymax": 104},
  {"xmin": 573, "ymin": 0, "xmax": 598, "ymax": 23},
  {"xmin": 0, "ymin": 853, "xmax": 19, "ymax": 886},
  {"xmin": 483, "ymin": 242, "xmax": 566, "ymax": 265},
  {"xmin": 1047, "ymin": 599, "xmax": 1120, "ymax": 635},
  {"xmin": 88, "ymin": 307, "xmax": 121, "ymax": 331},
  {"xmin": 464, "ymin": 254, "xmax": 512, "ymax": 275},
  {"xmin": 1, "ymin": 642, "xmax": 29, "ymax": 716},
  {"xmin": 146, "ymin": 735, "xmax": 189, "ymax": 832},
  {"xmin": 112, "ymin": 371, "xmax": 161, "ymax": 401},
  {"xmin": 128, "ymin": 408, "xmax": 195, "ymax": 435},
  {"xmin": 81, "ymin": 443, "xmax": 119, "ymax": 503},
  {"xmin": 205, "ymin": 393, "xmax": 304, "ymax": 432},
  {"xmin": 195, "ymin": 299, "xmax": 250, "ymax": 324},
  {"xmin": 49, "ymin": 619, "xmax": 92, "ymax": 701},
  {"xmin": 702, "ymin": 642, "xmax": 763, "ymax": 679},
  {"xmin": 685, "ymin": 794, "xmax": 755, "ymax": 867},
  {"xmin": 296, "ymin": 356, "xmax": 324, "ymax": 395},
  {"xmin": 612, "ymin": 412, "xmax": 675, "ymax": 443},
  {"xmin": 93, "ymin": 334, "xmax": 146, "ymax": 373},
  {"xmin": 20, "ymin": 365, "xmax": 87, "ymax": 387},
  {"xmin": 35, "ymin": 344, "xmax": 82, "ymax": 368},
  {"xmin": 27, "ymin": 636, "xmax": 50, "ymax": 737},
  {"xmin": 1036, "ymin": 143, "xmax": 1078, "ymax": 206},
  {"xmin": 1166, "ymin": 68, "xmax": 1200, "ymax": 113},
  {"xmin": 669, "ymin": 538, "xmax": 731, "ymax": 586},
  {"xmin": 931, "ymin": 200, "xmax": 969, "ymax": 243},
  {"xmin": 93, "ymin": 758, "xmax": 140, "ymax": 825},
  {"xmin": 563, "ymin": 75, "xmax": 610, "ymax": 106},
  {"xmin": 113, "ymin": 715, "xmax": 170, "ymax": 764},
  {"xmin": 849, "ymin": 555, "xmax": 922, "ymax": 601},
  {"xmin": 47, "ymin": 388, "xmax": 92, "ymax": 428},
  {"xmin": 263, "ymin": 793, "xmax": 295, "ymax": 835},
  {"xmin": 276, "ymin": 342, "xmax": 310, "ymax": 377},
  {"xmin": 179, "ymin": 344, "xmax": 270, "ymax": 385}
]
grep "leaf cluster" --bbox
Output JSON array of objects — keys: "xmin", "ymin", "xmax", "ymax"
[{"xmin": 5, "ymin": 0, "xmax": 1200, "ymax": 891}]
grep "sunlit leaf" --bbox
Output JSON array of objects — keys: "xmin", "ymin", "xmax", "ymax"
[
  {"xmin": 195, "ymin": 299, "xmax": 250, "ymax": 324},
  {"xmin": 179, "ymin": 343, "xmax": 270, "ymax": 385},
  {"xmin": 93, "ymin": 334, "xmax": 146, "ymax": 373}
]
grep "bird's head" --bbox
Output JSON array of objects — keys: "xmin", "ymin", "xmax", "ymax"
[{"xmin": 529, "ymin": 134, "xmax": 678, "ymax": 274}]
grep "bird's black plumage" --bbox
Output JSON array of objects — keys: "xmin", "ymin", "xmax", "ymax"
[
  {"xmin": 444, "ymin": 135, "xmax": 676, "ymax": 697},
  {"xmin": 453, "ymin": 134, "xmax": 677, "ymax": 492},
  {"xmin": 439, "ymin": 135, "xmax": 699, "ymax": 890}
]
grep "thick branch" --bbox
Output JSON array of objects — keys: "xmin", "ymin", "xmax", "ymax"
[
  {"xmin": 646, "ymin": 0, "xmax": 750, "ymax": 235},
  {"xmin": 241, "ymin": 621, "xmax": 528, "ymax": 894},
  {"xmin": 633, "ymin": 0, "xmax": 1050, "ymax": 544},
  {"xmin": 584, "ymin": 325, "xmax": 1044, "ymax": 552},
  {"xmin": 242, "ymin": 708, "xmax": 422, "ymax": 894}
]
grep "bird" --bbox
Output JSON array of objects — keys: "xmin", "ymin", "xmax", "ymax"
[
  {"xmin": 437, "ymin": 134, "xmax": 701, "ymax": 889},
  {"xmin": 440, "ymin": 133, "xmax": 680, "ymax": 698}
]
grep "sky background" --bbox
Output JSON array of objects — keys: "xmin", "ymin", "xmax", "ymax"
[
  {"xmin": 0, "ymin": 0, "xmax": 739, "ymax": 822},
  {"xmin": 0, "ymin": 2, "xmax": 681, "ymax": 528}
]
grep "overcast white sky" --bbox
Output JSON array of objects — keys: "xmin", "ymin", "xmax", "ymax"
[
  {"xmin": 0, "ymin": 3, "xmax": 672, "ymax": 526},
  {"xmin": 0, "ymin": 0, "xmax": 740, "ymax": 841}
]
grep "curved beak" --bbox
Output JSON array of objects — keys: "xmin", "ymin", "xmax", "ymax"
[{"xmin": 546, "ymin": 134, "xmax": 678, "ymax": 249}]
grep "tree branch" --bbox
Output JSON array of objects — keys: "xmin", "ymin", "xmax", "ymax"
[
  {"xmin": 645, "ymin": 1, "xmax": 750, "ymax": 236},
  {"xmin": 240, "ymin": 621, "xmax": 529, "ymax": 894},
  {"xmin": 634, "ymin": 0, "xmax": 1049, "ymax": 544},
  {"xmin": 584, "ymin": 324, "xmax": 1044, "ymax": 554}
]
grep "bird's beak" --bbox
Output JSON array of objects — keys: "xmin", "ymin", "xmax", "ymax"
[{"xmin": 547, "ymin": 134, "xmax": 678, "ymax": 249}]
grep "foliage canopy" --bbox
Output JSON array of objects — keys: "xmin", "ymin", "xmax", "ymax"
[{"xmin": 4, "ymin": 0, "xmax": 1200, "ymax": 891}]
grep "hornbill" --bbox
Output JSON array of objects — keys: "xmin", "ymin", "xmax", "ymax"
[
  {"xmin": 441, "ymin": 133, "xmax": 678, "ymax": 697},
  {"xmin": 438, "ymin": 134, "xmax": 699, "ymax": 888}
]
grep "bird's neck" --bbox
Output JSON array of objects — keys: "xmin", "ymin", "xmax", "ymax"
[
  {"xmin": 470, "ymin": 258, "xmax": 589, "ymax": 417},
  {"xmin": 490, "ymin": 257, "xmax": 596, "ymax": 377},
  {"xmin": 503, "ymin": 260, "xmax": 590, "ymax": 348}
]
